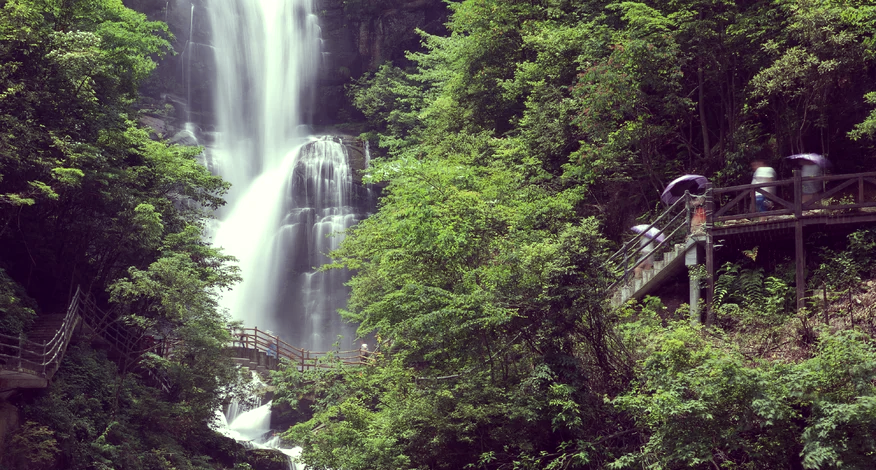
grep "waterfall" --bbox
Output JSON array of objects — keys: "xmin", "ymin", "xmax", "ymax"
[
  {"xmin": 182, "ymin": 3, "xmax": 194, "ymax": 122},
  {"xmin": 206, "ymin": 0, "xmax": 361, "ymax": 352},
  {"xmin": 214, "ymin": 373, "xmax": 304, "ymax": 470}
]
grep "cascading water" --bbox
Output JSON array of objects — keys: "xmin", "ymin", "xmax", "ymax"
[
  {"xmin": 214, "ymin": 373, "xmax": 303, "ymax": 469},
  {"xmin": 205, "ymin": 0, "xmax": 362, "ymax": 352}
]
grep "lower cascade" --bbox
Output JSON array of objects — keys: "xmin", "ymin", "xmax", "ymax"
[
  {"xmin": 214, "ymin": 374, "xmax": 303, "ymax": 470},
  {"xmin": 210, "ymin": 136, "xmax": 368, "ymax": 352}
]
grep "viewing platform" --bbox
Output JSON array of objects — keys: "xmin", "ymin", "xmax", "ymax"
[{"xmin": 607, "ymin": 170, "xmax": 876, "ymax": 322}]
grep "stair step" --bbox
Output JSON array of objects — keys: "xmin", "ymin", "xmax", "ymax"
[{"xmin": 37, "ymin": 314, "xmax": 68, "ymax": 321}]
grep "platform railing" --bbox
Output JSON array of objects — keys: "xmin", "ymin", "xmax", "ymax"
[
  {"xmin": 230, "ymin": 327, "xmax": 367, "ymax": 370},
  {"xmin": 710, "ymin": 171, "xmax": 876, "ymax": 224}
]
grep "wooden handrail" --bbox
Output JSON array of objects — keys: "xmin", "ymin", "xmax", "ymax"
[
  {"xmin": 708, "ymin": 171, "xmax": 876, "ymax": 225},
  {"xmin": 229, "ymin": 326, "xmax": 368, "ymax": 370}
]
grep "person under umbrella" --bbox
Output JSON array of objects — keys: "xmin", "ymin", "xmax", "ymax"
[
  {"xmin": 631, "ymin": 224, "xmax": 665, "ymax": 278},
  {"xmin": 662, "ymin": 174, "xmax": 709, "ymax": 233},
  {"xmin": 661, "ymin": 174, "xmax": 709, "ymax": 205},
  {"xmin": 786, "ymin": 153, "xmax": 830, "ymax": 203},
  {"xmin": 751, "ymin": 160, "xmax": 777, "ymax": 212}
]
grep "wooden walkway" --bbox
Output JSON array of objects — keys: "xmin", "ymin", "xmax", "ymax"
[
  {"xmin": 0, "ymin": 292, "xmax": 368, "ymax": 396},
  {"xmin": 608, "ymin": 170, "xmax": 876, "ymax": 320},
  {"xmin": 228, "ymin": 327, "xmax": 367, "ymax": 374},
  {"xmin": 0, "ymin": 287, "xmax": 171, "ymax": 397}
]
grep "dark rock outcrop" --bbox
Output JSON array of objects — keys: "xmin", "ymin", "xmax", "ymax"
[
  {"xmin": 247, "ymin": 448, "xmax": 292, "ymax": 470},
  {"xmin": 314, "ymin": 0, "xmax": 449, "ymax": 125}
]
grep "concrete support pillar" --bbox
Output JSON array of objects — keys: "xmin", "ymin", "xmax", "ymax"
[{"xmin": 686, "ymin": 240, "xmax": 704, "ymax": 324}]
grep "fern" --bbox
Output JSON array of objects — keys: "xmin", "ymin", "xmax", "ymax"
[
  {"xmin": 714, "ymin": 262, "xmax": 740, "ymax": 306},
  {"xmin": 738, "ymin": 267, "xmax": 765, "ymax": 306}
]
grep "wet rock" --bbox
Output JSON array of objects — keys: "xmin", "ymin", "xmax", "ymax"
[
  {"xmin": 247, "ymin": 448, "xmax": 292, "ymax": 470},
  {"xmin": 139, "ymin": 115, "xmax": 169, "ymax": 137},
  {"xmin": 197, "ymin": 431, "xmax": 249, "ymax": 468},
  {"xmin": 169, "ymin": 129, "xmax": 199, "ymax": 147}
]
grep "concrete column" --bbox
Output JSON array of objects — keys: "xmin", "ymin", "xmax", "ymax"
[{"xmin": 685, "ymin": 242, "xmax": 703, "ymax": 323}]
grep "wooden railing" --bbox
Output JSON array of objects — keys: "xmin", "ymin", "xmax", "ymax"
[
  {"xmin": 230, "ymin": 327, "xmax": 367, "ymax": 370},
  {"xmin": 0, "ymin": 287, "xmax": 83, "ymax": 381},
  {"xmin": 709, "ymin": 171, "xmax": 876, "ymax": 224}
]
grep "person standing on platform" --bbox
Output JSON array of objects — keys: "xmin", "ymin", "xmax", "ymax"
[
  {"xmin": 800, "ymin": 160, "xmax": 824, "ymax": 203},
  {"xmin": 786, "ymin": 153, "xmax": 830, "ymax": 204},
  {"xmin": 751, "ymin": 160, "xmax": 777, "ymax": 212}
]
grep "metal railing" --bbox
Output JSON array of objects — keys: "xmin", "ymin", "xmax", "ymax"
[
  {"xmin": 230, "ymin": 327, "xmax": 367, "ymax": 370},
  {"xmin": 0, "ymin": 287, "xmax": 83, "ymax": 380},
  {"xmin": 605, "ymin": 191, "xmax": 702, "ymax": 292}
]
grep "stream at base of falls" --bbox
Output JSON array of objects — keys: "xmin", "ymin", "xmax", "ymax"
[{"xmin": 213, "ymin": 373, "xmax": 304, "ymax": 470}]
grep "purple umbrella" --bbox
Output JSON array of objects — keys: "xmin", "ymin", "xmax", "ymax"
[
  {"xmin": 631, "ymin": 224, "xmax": 666, "ymax": 243},
  {"xmin": 786, "ymin": 153, "xmax": 831, "ymax": 168},
  {"xmin": 661, "ymin": 174, "xmax": 709, "ymax": 204}
]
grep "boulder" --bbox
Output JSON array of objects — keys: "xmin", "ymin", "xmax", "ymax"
[{"xmin": 246, "ymin": 448, "xmax": 292, "ymax": 470}]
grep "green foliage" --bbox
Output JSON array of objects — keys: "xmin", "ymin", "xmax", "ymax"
[
  {"xmin": 292, "ymin": 89, "xmax": 629, "ymax": 468},
  {"xmin": 0, "ymin": 0, "xmax": 246, "ymax": 468},
  {"xmin": 613, "ymin": 326, "xmax": 876, "ymax": 469},
  {"xmin": 0, "ymin": 267, "xmax": 37, "ymax": 336},
  {"xmin": 333, "ymin": 1, "xmax": 876, "ymax": 468},
  {"xmin": 15, "ymin": 341, "xmax": 245, "ymax": 470},
  {"xmin": 2, "ymin": 421, "xmax": 60, "ymax": 469},
  {"xmin": 0, "ymin": 0, "xmax": 219, "ymax": 305}
]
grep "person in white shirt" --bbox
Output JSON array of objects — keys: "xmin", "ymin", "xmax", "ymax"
[{"xmin": 751, "ymin": 160, "xmax": 777, "ymax": 212}]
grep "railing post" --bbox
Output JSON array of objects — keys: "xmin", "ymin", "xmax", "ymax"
[
  {"xmin": 704, "ymin": 184, "xmax": 715, "ymax": 326},
  {"xmin": 684, "ymin": 191, "xmax": 691, "ymax": 236},
  {"xmin": 794, "ymin": 169, "xmax": 803, "ymax": 217},
  {"xmin": 792, "ymin": 170, "xmax": 806, "ymax": 311}
]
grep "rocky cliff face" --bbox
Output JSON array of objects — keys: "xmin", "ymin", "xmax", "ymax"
[
  {"xmin": 127, "ymin": 0, "xmax": 448, "ymax": 130},
  {"xmin": 315, "ymin": 0, "xmax": 448, "ymax": 125}
]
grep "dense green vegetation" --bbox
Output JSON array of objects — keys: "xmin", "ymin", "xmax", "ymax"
[
  {"xmin": 0, "ymin": 0, "xmax": 245, "ymax": 468},
  {"xmin": 270, "ymin": 0, "xmax": 876, "ymax": 469},
  {"xmin": 5, "ymin": 0, "xmax": 876, "ymax": 468}
]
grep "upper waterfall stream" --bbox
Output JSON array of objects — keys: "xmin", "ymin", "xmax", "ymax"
[{"xmin": 204, "ymin": 0, "xmax": 363, "ymax": 352}]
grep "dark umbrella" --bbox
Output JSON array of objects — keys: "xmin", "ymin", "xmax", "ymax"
[
  {"xmin": 661, "ymin": 174, "xmax": 709, "ymax": 204},
  {"xmin": 786, "ymin": 153, "xmax": 831, "ymax": 168},
  {"xmin": 631, "ymin": 224, "xmax": 666, "ymax": 243}
]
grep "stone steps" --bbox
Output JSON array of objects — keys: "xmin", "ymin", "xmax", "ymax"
[{"xmin": 611, "ymin": 240, "xmax": 697, "ymax": 307}]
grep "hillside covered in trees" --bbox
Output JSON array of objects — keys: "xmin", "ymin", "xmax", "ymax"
[{"xmin": 3, "ymin": 0, "xmax": 876, "ymax": 469}]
